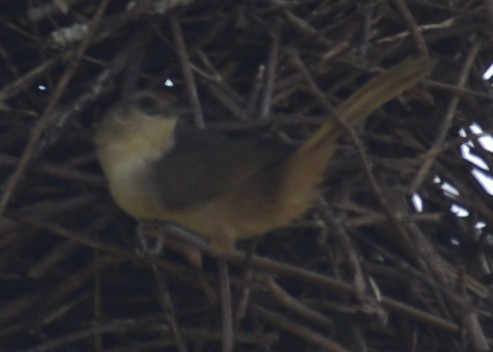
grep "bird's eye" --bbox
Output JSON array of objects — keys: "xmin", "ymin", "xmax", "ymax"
[{"xmin": 135, "ymin": 95, "xmax": 160, "ymax": 115}]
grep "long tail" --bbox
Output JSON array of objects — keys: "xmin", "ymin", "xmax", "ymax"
[
  {"xmin": 298, "ymin": 57, "xmax": 435, "ymax": 155},
  {"xmin": 277, "ymin": 58, "xmax": 435, "ymax": 219}
]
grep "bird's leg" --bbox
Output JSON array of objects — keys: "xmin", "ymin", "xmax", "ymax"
[{"xmin": 136, "ymin": 221, "xmax": 166, "ymax": 256}]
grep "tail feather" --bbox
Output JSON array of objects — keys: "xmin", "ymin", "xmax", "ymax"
[
  {"xmin": 277, "ymin": 58, "xmax": 435, "ymax": 216},
  {"xmin": 298, "ymin": 57, "xmax": 435, "ymax": 155}
]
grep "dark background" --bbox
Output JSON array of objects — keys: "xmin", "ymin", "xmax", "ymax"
[{"xmin": 0, "ymin": 0, "xmax": 492, "ymax": 351}]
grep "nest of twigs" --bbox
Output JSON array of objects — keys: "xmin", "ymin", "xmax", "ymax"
[{"xmin": 1, "ymin": 1, "xmax": 493, "ymax": 351}]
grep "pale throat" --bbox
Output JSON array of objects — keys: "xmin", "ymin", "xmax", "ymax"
[
  {"xmin": 108, "ymin": 131, "xmax": 174, "ymax": 180},
  {"xmin": 95, "ymin": 116, "xmax": 179, "ymax": 219},
  {"xmin": 99, "ymin": 129, "xmax": 176, "ymax": 219}
]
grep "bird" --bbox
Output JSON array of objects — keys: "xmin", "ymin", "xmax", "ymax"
[{"xmin": 94, "ymin": 58, "xmax": 434, "ymax": 253}]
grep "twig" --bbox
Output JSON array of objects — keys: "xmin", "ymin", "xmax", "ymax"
[
  {"xmin": 28, "ymin": 214, "xmax": 116, "ymax": 279},
  {"xmin": 256, "ymin": 306, "xmax": 350, "ymax": 352},
  {"xmin": 410, "ymin": 40, "xmax": 481, "ymax": 192},
  {"xmin": 393, "ymin": 0, "xmax": 430, "ymax": 57},
  {"xmin": 315, "ymin": 198, "xmax": 368, "ymax": 301},
  {"xmin": 16, "ymin": 217, "xmax": 463, "ymax": 334},
  {"xmin": 426, "ymin": 80, "xmax": 493, "ymax": 101},
  {"xmin": 246, "ymin": 64, "xmax": 266, "ymax": 115},
  {"xmin": 0, "ymin": 0, "xmax": 112, "ymax": 215},
  {"xmin": 152, "ymin": 263, "xmax": 189, "ymax": 352},
  {"xmin": 218, "ymin": 257, "xmax": 234, "ymax": 352},
  {"xmin": 259, "ymin": 18, "xmax": 281, "ymax": 119},
  {"xmin": 0, "ymin": 153, "xmax": 105, "ymax": 188},
  {"xmin": 258, "ymin": 274, "xmax": 334, "ymax": 330},
  {"xmin": 168, "ymin": 10, "xmax": 204, "ymax": 128},
  {"xmin": 0, "ymin": 55, "xmax": 63, "ymax": 102}
]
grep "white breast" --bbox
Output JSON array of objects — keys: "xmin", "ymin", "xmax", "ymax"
[{"xmin": 103, "ymin": 151, "xmax": 166, "ymax": 220}]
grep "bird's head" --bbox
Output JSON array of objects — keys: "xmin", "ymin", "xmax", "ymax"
[{"xmin": 94, "ymin": 91, "xmax": 189, "ymax": 162}]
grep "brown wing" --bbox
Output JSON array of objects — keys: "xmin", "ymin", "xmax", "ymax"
[{"xmin": 153, "ymin": 127, "xmax": 293, "ymax": 209}]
